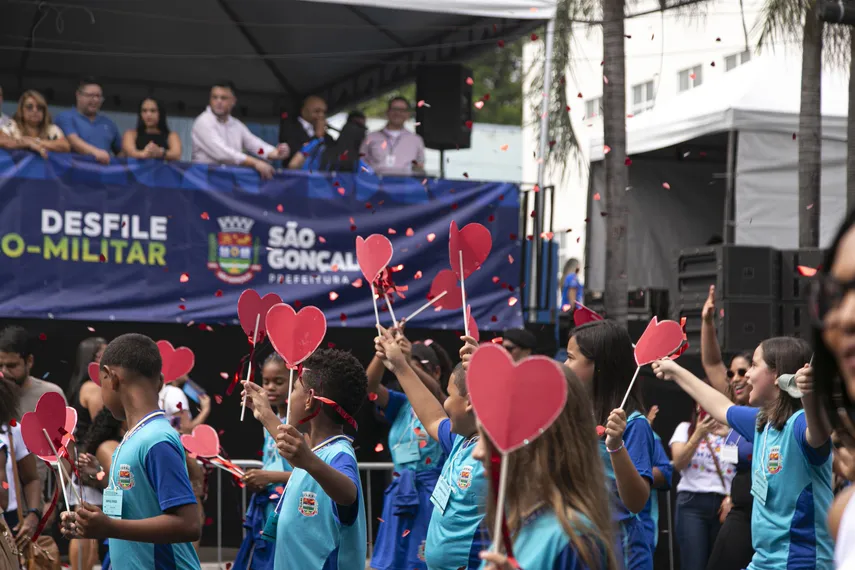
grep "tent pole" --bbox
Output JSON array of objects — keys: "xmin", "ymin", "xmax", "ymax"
[
  {"xmin": 529, "ymin": 18, "xmax": 556, "ymax": 323},
  {"xmin": 723, "ymin": 130, "xmax": 738, "ymax": 244}
]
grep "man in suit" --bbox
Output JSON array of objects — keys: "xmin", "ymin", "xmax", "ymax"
[{"xmin": 280, "ymin": 95, "xmax": 336, "ymax": 169}]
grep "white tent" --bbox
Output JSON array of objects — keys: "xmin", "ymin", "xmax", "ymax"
[
  {"xmin": 585, "ymin": 55, "xmax": 849, "ymax": 292},
  {"xmin": 304, "ymin": 0, "xmax": 558, "ymax": 18}
]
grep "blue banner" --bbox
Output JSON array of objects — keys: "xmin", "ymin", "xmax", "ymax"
[{"xmin": 0, "ymin": 151, "xmax": 523, "ymax": 330}]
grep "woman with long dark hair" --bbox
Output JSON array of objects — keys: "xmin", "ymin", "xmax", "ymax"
[
  {"xmin": 121, "ymin": 97, "xmax": 181, "ymax": 160},
  {"xmin": 564, "ymin": 320, "xmax": 655, "ymax": 570},
  {"xmin": 67, "ymin": 336, "xmax": 107, "ymax": 442},
  {"xmin": 810, "ymin": 207, "xmax": 855, "ymax": 566}
]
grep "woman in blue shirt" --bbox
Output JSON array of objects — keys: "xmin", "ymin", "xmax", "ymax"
[
  {"xmin": 564, "ymin": 320, "xmax": 656, "ymax": 570},
  {"xmin": 474, "ymin": 365, "xmax": 616, "ymax": 570},
  {"xmin": 367, "ymin": 333, "xmax": 447, "ymax": 570},
  {"xmin": 653, "ymin": 337, "xmax": 834, "ymax": 570}
]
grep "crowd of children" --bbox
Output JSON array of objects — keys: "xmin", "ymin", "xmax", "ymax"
[{"xmin": 0, "ymin": 206, "xmax": 850, "ymax": 570}]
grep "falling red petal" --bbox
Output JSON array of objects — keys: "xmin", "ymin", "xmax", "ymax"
[
  {"xmin": 402, "ymin": 530, "xmax": 411, "ymax": 537},
  {"xmin": 508, "ymin": 297, "xmax": 518, "ymax": 306},
  {"xmin": 39, "ymin": 333, "xmax": 47, "ymax": 341},
  {"xmin": 414, "ymin": 270, "xmax": 423, "ymax": 279},
  {"xmin": 425, "ymin": 457, "xmax": 432, "ymax": 465},
  {"xmin": 375, "ymin": 443, "xmax": 384, "ymax": 452},
  {"xmin": 596, "ymin": 425, "xmax": 606, "ymax": 437},
  {"xmin": 201, "ymin": 212, "xmax": 210, "ymax": 220},
  {"xmin": 388, "ymin": 228, "xmax": 397, "ymax": 235},
  {"xmin": 215, "ymin": 289, "xmax": 223, "ymax": 297},
  {"xmin": 406, "ymin": 228, "xmax": 415, "ymax": 237},
  {"xmin": 178, "ymin": 305, "xmax": 186, "ymax": 311},
  {"xmin": 593, "ymin": 193, "xmax": 601, "ymax": 201},
  {"xmin": 337, "ymin": 187, "xmax": 346, "ymax": 196},
  {"xmin": 497, "ymin": 40, "xmax": 505, "ymax": 47},
  {"xmin": 419, "ymin": 440, "xmax": 428, "ymax": 448},
  {"xmin": 276, "ymin": 204, "xmax": 284, "ymax": 213},
  {"xmin": 797, "ymin": 265, "xmax": 818, "ymax": 277},
  {"xmin": 368, "ymin": 393, "xmax": 378, "ymax": 402},
  {"xmin": 488, "ymin": 214, "xmax": 495, "ymax": 222},
  {"xmin": 352, "ymin": 279, "xmax": 363, "ymax": 288},
  {"xmin": 180, "ymin": 273, "xmax": 190, "ymax": 283},
  {"xmin": 662, "ymin": 182, "xmax": 671, "ymax": 190},
  {"xmin": 508, "ymin": 255, "xmax": 514, "ymax": 264},
  {"xmin": 530, "ymin": 33, "xmax": 538, "ymax": 41},
  {"xmin": 427, "ymin": 233, "xmax": 436, "ymax": 242},
  {"xmin": 340, "ymin": 313, "xmax": 348, "ymax": 321},
  {"xmin": 205, "ymin": 517, "xmax": 213, "ymax": 526},
  {"xmin": 329, "ymin": 292, "xmax": 339, "ymax": 301},
  {"xmin": 625, "ymin": 157, "xmax": 633, "ymax": 166}
]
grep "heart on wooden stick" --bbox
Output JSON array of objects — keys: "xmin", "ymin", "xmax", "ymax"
[
  {"xmin": 449, "ymin": 221, "xmax": 492, "ymax": 280},
  {"xmin": 88, "ymin": 362, "xmax": 101, "ymax": 386},
  {"xmin": 573, "ymin": 302, "xmax": 604, "ymax": 327},
  {"xmin": 238, "ymin": 289, "xmax": 283, "ymax": 343},
  {"xmin": 467, "ymin": 344, "xmax": 567, "ymax": 453},
  {"xmin": 634, "ymin": 317, "xmax": 686, "ymax": 365},
  {"xmin": 428, "ymin": 270, "xmax": 463, "ymax": 310},
  {"xmin": 355, "ymin": 234, "xmax": 393, "ymax": 283},
  {"xmin": 466, "ymin": 305, "xmax": 480, "ymax": 343},
  {"xmin": 21, "ymin": 392, "xmax": 68, "ymax": 460},
  {"xmin": 157, "ymin": 341, "xmax": 196, "ymax": 383},
  {"xmin": 181, "ymin": 424, "xmax": 220, "ymax": 458},
  {"xmin": 266, "ymin": 304, "xmax": 327, "ymax": 367}
]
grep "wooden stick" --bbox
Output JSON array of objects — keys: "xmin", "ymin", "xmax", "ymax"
[
  {"xmin": 285, "ymin": 368, "xmax": 295, "ymax": 426},
  {"xmin": 384, "ymin": 293, "xmax": 399, "ymax": 328},
  {"xmin": 619, "ymin": 366, "xmax": 641, "ymax": 410},
  {"xmin": 370, "ymin": 282, "xmax": 382, "ymax": 331},
  {"xmin": 459, "ymin": 251, "xmax": 469, "ymax": 337},
  {"xmin": 42, "ymin": 429, "xmax": 78, "ymax": 510},
  {"xmin": 241, "ymin": 313, "xmax": 262, "ymax": 422},
  {"xmin": 403, "ymin": 291, "xmax": 447, "ymax": 322},
  {"xmin": 490, "ymin": 454, "xmax": 510, "ymax": 553}
]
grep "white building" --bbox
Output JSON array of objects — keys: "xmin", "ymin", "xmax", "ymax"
[{"xmin": 521, "ymin": 0, "xmax": 805, "ymax": 282}]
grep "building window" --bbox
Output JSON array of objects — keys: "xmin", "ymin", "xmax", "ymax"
[
  {"xmin": 725, "ymin": 49, "xmax": 752, "ymax": 72},
  {"xmin": 632, "ymin": 80, "xmax": 655, "ymax": 114},
  {"xmin": 584, "ymin": 97, "xmax": 602, "ymax": 119},
  {"xmin": 678, "ymin": 65, "xmax": 703, "ymax": 92}
]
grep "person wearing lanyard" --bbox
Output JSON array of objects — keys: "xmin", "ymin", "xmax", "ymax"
[
  {"xmin": 653, "ymin": 337, "xmax": 834, "ymax": 570},
  {"xmin": 59, "ymin": 333, "xmax": 202, "ymax": 570},
  {"xmin": 375, "ymin": 328, "xmax": 488, "ymax": 570},
  {"xmin": 367, "ymin": 337, "xmax": 447, "ymax": 570},
  {"xmin": 359, "ymin": 97, "xmax": 426, "ymax": 176}
]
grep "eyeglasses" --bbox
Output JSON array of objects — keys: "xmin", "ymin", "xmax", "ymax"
[
  {"xmin": 79, "ymin": 91, "xmax": 103, "ymax": 100},
  {"xmin": 389, "ymin": 107, "xmax": 409, "ymax": 113},
  {"xmin": 810, "ymin": 273, "xmax": 855, "ymax": 325},
  {"xmin": 23, "ymin": 104, "xmax": 44, "ymax": 111},
  {"xmin": 726, "ymin": 368, "xmax": 747, "ymax": 379}
]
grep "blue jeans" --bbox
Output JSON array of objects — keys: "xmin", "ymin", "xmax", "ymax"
[{"xmin": 676, "ymin": 491, "xmax": 725, "ymax": 570}]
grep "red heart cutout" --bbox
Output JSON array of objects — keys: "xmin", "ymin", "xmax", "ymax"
[
  {"xmin": 157, "ymin": 341, "xmax": 196, "ymax": 383},
  {"xmin": 466, "ymin": 305, "xmax": 480, "ymax": 342},
  {"xmin": 355, "ymin": 234, "xmax": 393, "ymax": 283},
  {"xmin": 429, "ymin": 270, "xmax": 463, "ymax": 311},
  {"xmin": 266, "ymin": 304, "xmax": 327, "ymax": 366},
  {"xmin": 21, "ymin": 392, "xmax": 67, "ymax": 460},
  {"xmin": 88, "ymin": 362, "xmax": 101, "ymax": 387},
  {"xmin": 467, "ymin": 344, "xmax": 567, "ymax": 453},
  {"xmin": 180, "ymin": 424, "xmax": 220, "ymax": 458},
  {"xmin": 573, "ymin": 302, "xmax": 604, "ymax": 327},
  {"xmin": 238, "ymin": 289, "xmax": 283, "ymax": 343},
  {"xmin": 634, "ymin": 317, "xmax": 686, "ymax": 365},
  {"xmin": 449, "ymin": 221, "xmax": 492, "ymax": 280}
]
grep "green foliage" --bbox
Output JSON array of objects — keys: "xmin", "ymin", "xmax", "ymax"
[{"xmin": 359, "ymin": 40, "xmax": 524, "ymax": 126}]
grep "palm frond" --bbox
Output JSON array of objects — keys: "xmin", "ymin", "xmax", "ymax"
[{"xmin": 756, "ymin": 0, "xmax": 807, "ymax": 48}]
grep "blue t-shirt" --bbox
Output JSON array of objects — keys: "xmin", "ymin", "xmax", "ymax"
[
  {"xmin": 425, "ymin": 419, "xmax": 488, "ymax": 570},
  {"xmin": 479, "ymin": 509, "xmax": 608, "ymax": 570},
  {"xmin": 275, "ymin": 436, "xmax": 366, "ymax": 570},
  {"xmin": 55, "ymin": 108, "xmax": 121, "ymax": 154},
  {"xmin": 650, "ymin": 432, "xmax": 673, "ymax": 548},
  {"xmin": 726, "ymin": 406, "xmax": 833, "ymax": 570},
  {"xmin": 561, "ymin": 273, "xmax": 584, "ymax": 309},
  {"xmin": 108, "ymin": 414, "xmax": 201, "ymax": 570},
  {"xmin": 384, "ymin": 390, "xmax": 446, "ymax": 473}
]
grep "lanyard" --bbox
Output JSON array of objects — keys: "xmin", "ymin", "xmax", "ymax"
[
  {"xmin": 271, "ymin": 434, "xmax": 353, "ymax": 516},
  {"xmin": 393, "ymin": 408, "xmax": 419, "ymax": 449},
  {"xmin": 756, "ymin": 423, "xmax": 771, "ymax": 480},
  {"xmin": 109, "ymin": 411, "xmax": 165, "ymax": 489},
  {"xmin": 382, "ymin": 130, "xmax": 404, "ymax": 156}
]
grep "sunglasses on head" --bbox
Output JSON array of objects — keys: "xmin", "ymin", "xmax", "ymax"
[{"xmin": 726, "ymin": 368, "xmax": 747, "ymax": 379}]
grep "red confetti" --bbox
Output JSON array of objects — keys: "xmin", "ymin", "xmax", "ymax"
[
  {"xmin": 294, "ymin": 300, "xmax": 302, "ymax": 308},
  {"xmin": 337, "ymin": 187, "xmax": 346, "ymax": 196},
  {"xmin": 220, "ymin": 372, "xmax": 229, "ymax": 379},
  {"xmin": 402, "ymin": 530, "xmax": 411, "ymax": 537},
  {"xmin": 509, "ymin": 233, "xmax": 517, "ymax": 240},
  {"xmin": 205, "ymin": 517, "xmax": 213, "ymax": 526},
  {"xmin": 177, "ymin": 402, "xmax": 183, "ymax": 411},
  {"xmin": 625, "ymin": 157, "xmax": 633, "ymax": 166},
  {"xmin": 340, "ymin": 313, "xmax": 348, "ymax": 321},
  {"xmin": 375, "ymin": 443, "xmax": 384, "ymax": 452},
  {"xmin": 414, "ymin": 271, "xmax": 423, "ymax": 279},
  {"xmin": 793, "ymin": 133, "xmax": 797, "ymax": 140},
  {"xmin": 417, "ymin": 100, "xmax": 427, "ymax": 107},
  {"xmin": 497, "ymin": 39, "xmax": 505, "ymax": 48},
  {"xmin": 180, "ymin": 273, "xmax": 190, "ymax": 283},
  {"xmin": 491, "ymin": 315, "xmax": 498, "ymax": 322},
  {"xmin": 99, "ymin": 254, "xmax": 107, "ymax": 262},
  {"xmin": 178, "ymin": 305, "xmax": 186, "ymax": 311},
  {"xmin": 596, "ymin": 425, "xmax": 606, "ymax": 437},
  {"xmin": 387, "ymin": 228, "xmax": 397, "ymax": 235},
  {"xmin": 426, "ymin": 233, "xmax": 436, "ymax": 242},
  {"xmin": 406, "ymin": 228, "xmax": 414, "ymax": 237},
  {"xmin": 465, "ymin": 121, "xmax": 473, "ymax": 130},
  {"xmin": 257, "ymin": 148, "xmax": 264, "ymax": 155},
  {"xmin": 662, "ymin": 182, "xmax": 671, "ymax": 190},
  {"xmin": 96, "ymin": 471, "xmax": 105, "ymax": 481},
  {"xmin": 530, "ymin": 33, "xmax": 538, "ymax": 41},
  {"xmin": 509, "ymin": 297, "xmax": 518, "ymax": 307},
  {"xmin": 488, "ymin": 214, "xmax": 495, "ymax": 222},
  {"xmin": 280, "ymin": 112, "xmax": 288, "ymax": 119},
  {"xmin": 603, "ymin": 145, "xmax": 611, "ymax": 154},
  {"xmin": 797, "ymin": 265, "xmax": 818, "ymax": 277},
  {"xmin": 276, "ymin": 204, "xmax": 284, "ymax": 212},
  {"xmin": 425, "ymin": 457, "xmax": 432, "ymax": 465},
  {"xmin": 200, "ymin": 212, "xmax": 210, "ymax": 220},
  {"xmin": 215, "ymin": 289, "xmax": 223, "ymax": 297},
  {"xmin": 368, "ymin": 393, "xmax": 379, "ymax": 402},
  {"xmin": 327, "ymin": 342, "xmax": 336, "ymax": 348},
  {"xmin": 377, "ymin": 518, "xmax": 385, "ymax": 523},
  {"xmin": 492, "ymin": 276, "xmax": 500, "ymax": 284},
  {"xmin": 329, "ymin": 292, "xmax": 339, "ymax": 301},
  {"xmin": 508, "ymin": 255, "xmax": 514, "ymax": 264},
  {"xmin": 8, "ymin": 419, "xmax": 15, "ymax": 427},
  {"xmin": 466, "ymin": 77, "xmax": 474, "ymax": 85},
  {"xmin": 1, "ymin": 482, "xmax": 7, "ymax": 490},
  {"xmin": 38, "ymin": 333, "xmax": 47, "ymax": 341},
  {"xmin": 365, "ymin": 202, "xmax": 373, "ymax": 209},
  {"xmin": 352, "ymin": 279, "xmax": 363, "ymax": 288},
  {"xmin": 350, "ymin": 225, "xmax": 357, "ymax": 232},
  {"xmin": 419, "ymin": 440, "xmax": 428, "ymax": 448},
  {"xmin": 593, "ymin": 193, "xmax": 601, "ymax": 201},
  {"xmin": 318, "ymin": 236, "xmax": 326, "ymax": 243}
]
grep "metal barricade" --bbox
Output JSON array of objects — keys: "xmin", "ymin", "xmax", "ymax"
[{"xmin": 217, "ymin": 460, "xmax": 394, "ymax": 568}]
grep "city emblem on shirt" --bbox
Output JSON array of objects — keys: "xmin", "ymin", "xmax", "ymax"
[
  {"xmin": 457, "ymin": 466, "xmax": 474, "ymax": 490},
  {"xmin": 767, "ymin": 445, "xmax": 782, "ymax": 474},
  {"xmin": 298, "ymin": 492, "xmax": 318, "ymax": 517},
  {"xmin": 207, "ymin": 216, "xmax": 262, "ymax": 284},
  {"xmin": 117, "ymin": 464, "xmax": 134, "ymax": 490},
  {"xmin": 418, "ymin": 540, "xmax": 426, "ymax": 561}
]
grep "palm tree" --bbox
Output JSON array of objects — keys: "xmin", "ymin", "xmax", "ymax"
[{"xmin": 759, "ymin": 1, "xmax": 848, "ymax": 246}]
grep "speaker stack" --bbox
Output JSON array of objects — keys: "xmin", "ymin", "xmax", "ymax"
[
  {"xmin": 779, "ymin": 248, "xmax": 824, "ymax": 340},
  {"xmin": 672, "ymin": 246, "xmax": 780, "ymax": 356},
  {"xmin": 415, "ymin": 64, "xmax": 473, "ymax": 151}
]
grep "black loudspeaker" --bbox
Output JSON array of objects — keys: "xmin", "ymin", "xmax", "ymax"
[
  {"xmin": 415, "ymin": 65, "xmax": 472, "ymax": 151},
  {"xmin": 676, "ymin": 300, "xmax": 779, "ymax": 356},
  {"xmin": 674, "ymin": 245, "xmax": 780, "ymax": 304},
  {"xmin": 780, "ymin": 248, "xmax": 825, "ymax": 301},
  {"xmin": 781, "ymin": 302, "xmax": 812, "ymax": 339}
]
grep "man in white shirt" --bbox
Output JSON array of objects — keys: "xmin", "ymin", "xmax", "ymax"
[
  {"xmin": 360, "ymin": 97, "xmax": 425, "ymax": 176},
  {"xmin": 0, "ymin": 85, "xmax": 11, "ymax": 130},
  {"xmin": 192, "ymin": 81, "xmax": 290, "ymax": 179}
]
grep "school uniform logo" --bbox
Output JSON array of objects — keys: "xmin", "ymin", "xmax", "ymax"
[
  {"xmin": 207, "ymin": 216, "xmax": 261, "ymax": 284},
  {"xmin": 418, "ymin": 541, "xmax": 426, "ymax": 561},
  {"xmin": 767, "ymin": 446, "xmax": 782, "ymax": 474},
  {"xmin": 457, "ymin": 466, "xmax": 474, "ymax": 490},
  {"xmin": 298, "ymin": 492, "xmax": 318, "ymax": 517},
  {"xmin": 117, "ymin": 464, "xmax": 134, "ymax": 490}
]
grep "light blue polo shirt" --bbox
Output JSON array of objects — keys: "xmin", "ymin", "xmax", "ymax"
[
  {"xmin": 727, "ymin": 406, "xmax": 833, "ymax": 570},
  {"xmin": 55, "ymin": 108, "xmax": 121, "ymax": 153},
  {"xmin": 108, "ymin": 414, "xmax": 200, "ymax": 570}
]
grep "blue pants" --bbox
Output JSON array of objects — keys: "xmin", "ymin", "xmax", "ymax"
[{"xmin": 675, "ymin": 491, "xmax": 725, "ymax": 570}]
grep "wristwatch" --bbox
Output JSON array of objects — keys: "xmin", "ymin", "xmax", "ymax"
[{"xmin": 25, "ymin": 508, "xmax": 42, "ymax": 521}]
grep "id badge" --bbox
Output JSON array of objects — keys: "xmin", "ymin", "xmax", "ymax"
[
  {"xmin": 385, "ymin": 154, "xmax": 396, "ymax": 167},
  {"xmin": 430, "ymin": 478, "xmax": 452, "ymax": 515},
  {"xmin": 260, "ymin": 511, "xmax": 279, "ymax": 543},
  {"xmin": 102, "ymin": 489, "xmax": 123, "ymax": 519},
  {"xmin": 721, "ymin": 444, "xmax": 739, "ymax": 465},
  {"xmin": 394, "ymin": 441, "xmax": 421, "ymax": 464},
  {"xmin": 751, "ymin": 475, "xmax": 768, "ymax": 506}
]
